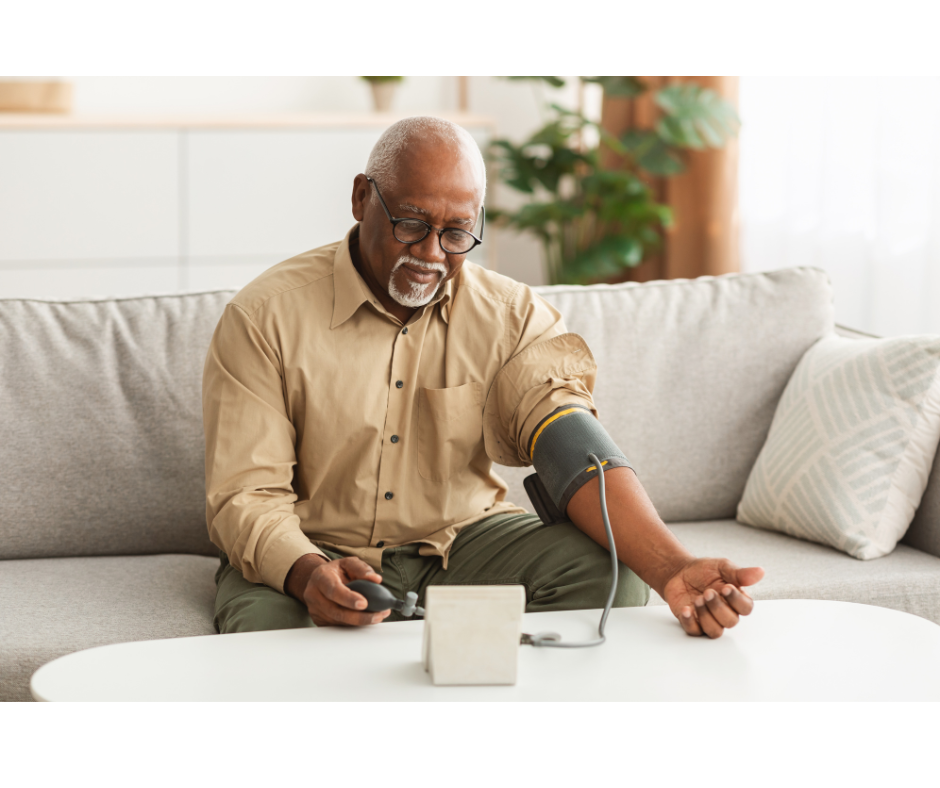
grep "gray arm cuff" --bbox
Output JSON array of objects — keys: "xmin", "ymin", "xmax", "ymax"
[{"xmin": 529, "ymin": 406, "xmax": 633, "ymax": 515}]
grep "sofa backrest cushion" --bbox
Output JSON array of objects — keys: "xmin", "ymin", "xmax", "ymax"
[
  {"xmin": 1, "ymin": 267, "xmax": 835, "ymax": 561},
  {"xmin": 0, "ymin": 292, "xmax": 234, "ymax": 560},
  {"xmin": 494, "ymin": 267, "xmax": 835, "ymax": 522}
]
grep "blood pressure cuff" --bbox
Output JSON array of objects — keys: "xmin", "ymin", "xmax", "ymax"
[{"xmin": 524, "ymin": 404, "xmax": 633, "ymax": 525}]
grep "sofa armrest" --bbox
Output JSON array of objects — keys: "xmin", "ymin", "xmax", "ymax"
[{"xmin": 905, "ymin": 451, "xmax": 940, "ymax": 559}]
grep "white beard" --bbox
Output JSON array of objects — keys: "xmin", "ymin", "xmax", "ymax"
[{"xmin": 388, "ymin": 254, "xmax": 447, "ymax": 308}]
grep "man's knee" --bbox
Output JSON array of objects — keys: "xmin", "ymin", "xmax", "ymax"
[
  {"xmin": 611, "ymin": 563, "xmax": 650, "ymax": 608},
  {"xmin": 526, "ymin": 525, "xmax": 650, "ymax": 611},
  {"xmin": 564, "ymin": 553, "xmax": 649, "ymax": 610},
  {"xmin": 214, "ymin": 555, "xmax": 315, "ymax": 634}
]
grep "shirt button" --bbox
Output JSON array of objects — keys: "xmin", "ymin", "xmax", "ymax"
[
  {"xmin": 377, "ymin": 541, "xmax": 385, "ymax": 548},
  {"xmin": 402, "ymin": 328, "xmax": 408, "ymax": 335},
  {"xmin": 395, "ymin": 380, "xmax": 403, "ymax": 389},
  {"xmin": 390, "ymin": 435, "xmax": 399, "ymax": 443},
  {"xmin": 385, "ymin": 491, "xmax": 394, "ymax": 500}
]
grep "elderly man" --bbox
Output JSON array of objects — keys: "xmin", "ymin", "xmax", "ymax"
[{"xmin": 203, "ymin": 116, "xmax": 763, "ymax": 640}]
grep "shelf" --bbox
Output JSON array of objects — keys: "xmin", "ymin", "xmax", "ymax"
[{"xmin": 0, "ymin": 112, "xmax": 496, "ymax": 130}]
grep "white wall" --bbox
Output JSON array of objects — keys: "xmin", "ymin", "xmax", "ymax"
[{"xmin": 738, "ymin": 76, "xmax": 940, "ymax": 336}]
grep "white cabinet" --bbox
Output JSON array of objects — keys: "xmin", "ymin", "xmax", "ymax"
[
  {"xmin": 0, "ymin": 116, "xmax": 494, "ymax": 299},
  {"xmin": 0, "ymin": 131, "xmax": 179, "ymax": 263},
  {"xmin": 186, "ymin": 129, "xmax": 383, "ymax": 259}
]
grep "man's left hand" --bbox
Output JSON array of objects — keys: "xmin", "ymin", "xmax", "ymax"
[{"xmin": 662, "ymin": 559, "xmax": 765, "ymax": 639}]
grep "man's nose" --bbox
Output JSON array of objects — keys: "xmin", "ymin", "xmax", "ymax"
[{"xmin": 411, "ymin": 231, "xmax": 447, "ymax": 264}]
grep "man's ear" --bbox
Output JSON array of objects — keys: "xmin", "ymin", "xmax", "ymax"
[{"xmin": 351, "ymin": 174, "xmax": 369, "ymax": 222}]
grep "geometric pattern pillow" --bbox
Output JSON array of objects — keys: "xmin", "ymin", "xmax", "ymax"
[{"xmin": 737, "ymin": 334, "xmax": 940, "ymax": 559}]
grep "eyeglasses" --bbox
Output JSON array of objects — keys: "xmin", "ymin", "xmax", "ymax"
[{"xmin": 366, "ymin": 176, "xmax": 484, "ymax": 255}]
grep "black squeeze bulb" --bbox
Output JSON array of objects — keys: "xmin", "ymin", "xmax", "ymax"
[{"xmin": 347, "ymin": 579, "xmax": 402, "ymax": 612}]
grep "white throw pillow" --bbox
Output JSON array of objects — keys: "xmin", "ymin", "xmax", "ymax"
[{"xmin": 737, "ymin": 333, "xmax": 940, "ymax": 559}]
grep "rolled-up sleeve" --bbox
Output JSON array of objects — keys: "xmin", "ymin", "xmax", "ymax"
[
  {"xmin": 483, "ymin": 289, "xmax": 598, "ymax": 467},
  {"xmin": 202, "ymin": 303, "xmax": 325, "ymax": 592}
]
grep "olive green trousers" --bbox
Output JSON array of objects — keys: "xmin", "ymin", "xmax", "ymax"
[{"xmin": 214, "ymin": 512, "xmax": 650, "ymax": 633}]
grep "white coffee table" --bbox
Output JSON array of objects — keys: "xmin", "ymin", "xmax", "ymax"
[{"xmin": 31, "ymin": 599, "xmax": 940, "ymax": 701}]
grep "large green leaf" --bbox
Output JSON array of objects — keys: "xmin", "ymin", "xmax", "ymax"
[
  {"xmin": 581, "ymin": 76, "xmax": 647, "ymax": 97},
  {"xmin": 654, "ymin": 84, "xmax": 740, "ymax": 150},
  {"xmin": 511, "ymin": 200, "xmax": 585, "ymax": 234},
  {"xmin": 620, "ymin": 129, "xmax": 685, "ymax": 176},
  {"xmin": 491, "ymin": 116, "xmax": 595, "ymax": 196},
  {"xmin": 562, "ymin": 235, "xmax": 645, "ymax": 284},
  {"xmin": 488, "ymin": 140, "xmax": 539, "ymax": 193},
  {"xmin": 527, "ymin": 117, "xmax": 581, "ymax": 147}
]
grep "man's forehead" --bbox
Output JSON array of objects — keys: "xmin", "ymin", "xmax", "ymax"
[{"xmin": 395, "ymin": 139, "xmax": 483, "ymax": 189}]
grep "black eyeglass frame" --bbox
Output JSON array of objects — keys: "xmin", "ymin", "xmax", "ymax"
[{"xmin": 365, "ymin": 176, "xmax": 484, "ymax": 255}]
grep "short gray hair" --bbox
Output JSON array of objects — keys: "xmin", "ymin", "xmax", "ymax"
[{"xmin": 365, "ymin": 116, "xmax": 486, "ymax": 201}]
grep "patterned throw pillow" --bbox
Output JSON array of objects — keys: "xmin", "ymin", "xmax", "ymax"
[{"xmin": 737, "ymin": 334, "xmax": 940, "ymax": 559}]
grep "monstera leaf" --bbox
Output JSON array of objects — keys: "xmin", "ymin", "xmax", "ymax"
[
  {"xmin": 654, "ymin": 84, "xmax": 740, "ymax": 149},
  {"xmin": 620, "ymin": 129, "xmax": 686, "ymax": 176}
]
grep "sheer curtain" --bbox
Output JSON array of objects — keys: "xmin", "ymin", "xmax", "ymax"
[{"xmin": 739, "ymin": 76, "xmax": 940, "ymax": 337}]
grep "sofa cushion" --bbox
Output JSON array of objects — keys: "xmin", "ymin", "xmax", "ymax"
[
  {"xmin": 0, "ymin": 292, "xmax": 235, "ymax": 560},
  {"xmin": 0, "ymin": 554, "xmax": 218, "ymax": 701},
  {"xmin": 737, "ymin": 334, "xmax": 940, "ymax": 559},
  {"xmin": 496, "ymin": 268, "xmax": 835, "ymax": 521},
  {"xmin": 646, "ymin": 520, "xmax": 940, "ymax": 625}
]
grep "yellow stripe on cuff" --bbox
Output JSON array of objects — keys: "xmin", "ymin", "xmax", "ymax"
[{"xmin": 529, "ymin": 407, "xmax": 582, "ymax": 460}]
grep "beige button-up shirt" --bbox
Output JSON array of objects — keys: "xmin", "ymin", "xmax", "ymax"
[{"xmin": 203, "ymin": 226, "xmax": 598, "ymax": 592}]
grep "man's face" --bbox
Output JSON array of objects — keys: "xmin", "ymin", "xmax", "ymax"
[{"xmin": 351, "ymin": 141, "xmax": 483, "ymax": 315}]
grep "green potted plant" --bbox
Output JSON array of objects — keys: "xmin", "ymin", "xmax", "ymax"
[
  {"xmin": 361, "ymin": 76, "xmax": 404, "ymax": 112},
  {"xmin": 489, "ymin": 77, "xmax": 740, "ymax": 285}
]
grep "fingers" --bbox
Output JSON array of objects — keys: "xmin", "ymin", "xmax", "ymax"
[
  {"xmin": 736, "ymin": 566, "xmax": 765, "ymax": 588},
  {"xmin": 693, "ymin": 593, "xmax": 726, "ymax": 639},
  {"xmin": 320, "ymin": 568, "xmax": 372, "ymax": 612},
  {"xmin": 705, "ymin": 588, "xmax": 739, "ymax": 630},
  {"xmin": 720, "ymin": 584, "xmax": 755, "ymax": 616},
  {"xmin": 307, "ymin": 558, "xmax": 389, "ymax": 626},
  {"xmin": 683, "ymin": 585, "xmax": 755, "ymax": 639},
  {"xmin": 671, "ymin": 557, "xmax": 763, "ymax": 638},
  {"xmin": 719, "ymin": 560, "xmax": 765, "ymax": 590},
  {"xmin": 309, "ymin": 589, "xmax": 390, "ymax": 627},
  {"xmin": 339, "ymin": 557, "xmax": 383, "ymax": 583},
  {"xmin": 323, "ymin": 557, "xmax": 382, "ymax": 609},
  {"xmin": 678, "ymin": 605, "xmax": 703, "ymax": 637}
]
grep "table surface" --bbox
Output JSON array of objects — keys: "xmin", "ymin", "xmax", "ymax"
[{"xmin": 30, "ymin": 599, "xmax": 940, "ymax": 701}]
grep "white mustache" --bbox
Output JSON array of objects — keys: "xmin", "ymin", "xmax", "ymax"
[{"xmin": 393, "ymin": 254, "xmax": 447, "ymax": 276}]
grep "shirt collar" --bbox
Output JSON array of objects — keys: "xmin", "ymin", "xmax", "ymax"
[{"xmin": 332, "ymin": 225, "xmax": 454, "ymax": 329}]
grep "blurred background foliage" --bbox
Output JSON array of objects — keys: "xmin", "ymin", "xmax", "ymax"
[{"xmin": 489, "ymin": 76, "xmax": 740, "ymax": 285}]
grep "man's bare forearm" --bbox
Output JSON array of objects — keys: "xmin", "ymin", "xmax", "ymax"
[{"xmin": 566, "ymin": 467, "xmax": 693, "ymax": 598}]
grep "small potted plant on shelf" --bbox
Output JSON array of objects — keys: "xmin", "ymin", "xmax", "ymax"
[{"xmin": 361, "ymin": 76, "xmax": 404, "ymax": 112}]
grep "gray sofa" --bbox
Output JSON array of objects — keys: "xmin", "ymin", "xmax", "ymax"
[{"xmin": 4, "ymin": 266, "xmax": 940, "ymax": 702}]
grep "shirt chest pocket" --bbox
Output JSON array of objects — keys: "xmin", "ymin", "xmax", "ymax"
[{"xmin": 417, "ymin": 382, "xmax": 484, "ymax": 482}]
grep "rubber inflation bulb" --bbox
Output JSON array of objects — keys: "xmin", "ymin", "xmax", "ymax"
[{"xmin": 347, "ymin": 579, "xmax": 400, "ymax": 612}]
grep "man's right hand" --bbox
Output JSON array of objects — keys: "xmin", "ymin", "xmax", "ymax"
[{"xmin": 284, "ymin": 554, "xmax": 391, "ymax": 627}]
